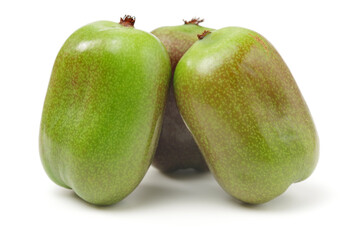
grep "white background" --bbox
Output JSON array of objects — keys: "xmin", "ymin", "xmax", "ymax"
[{"xmin": 1, "ymin": 0, "xmax": 359, "ymax": 239}]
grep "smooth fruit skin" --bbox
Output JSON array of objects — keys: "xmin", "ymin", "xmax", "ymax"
[
  {"xmin": 174, "ymin": 27, "xmax": 319, "ymax": 204},
  {"xmin": 151, "ymin": 22, "xmax": 213, "ymax": 172},
  {"xmin": 39, "ymin": 21, "xmax": 171, "ymax": 205},
  {"xmin": 152, "ymin": 22, "xmax": 214, "ymax": 73}
]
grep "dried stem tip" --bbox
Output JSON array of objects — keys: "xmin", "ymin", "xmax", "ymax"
[
  {"xmin": 120, "ymin": 15, "xmax": 135, "ymax": 27},
  {"xmin": 197, "ymin": 30, "xmax": 211, "ymax": 40},
  {"xmin": 183, "ymin": 17, "xmax": 204, "ymax": 25}
]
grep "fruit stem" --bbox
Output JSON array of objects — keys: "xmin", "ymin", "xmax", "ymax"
[
  {"xmin": 197, "ymin": 30, "xmax": 211, "ymax": 40},
  {"xmin": 119, "ymin": 15, "xmax": 135, "ymax": 27},
  {"xmin": 183, "ymin": 18, "xmax": 204, "ymax": 25}
]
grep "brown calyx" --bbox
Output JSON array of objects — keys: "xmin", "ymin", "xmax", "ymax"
[
  {"xmin": 183, "ymin": 18, "xmax": 204, "ymax": 25},
  {"xmin": 197, "ymin": 30, "xmax": 211, "ymax": 40},
  {"xmin": 119, "ymin": 15, "xmax": 135, "ymax": 27}
]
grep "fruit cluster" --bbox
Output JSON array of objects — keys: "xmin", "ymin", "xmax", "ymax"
[{"xmin": 39, "ymin": 16, "xmax": 319, "ymax": 206}]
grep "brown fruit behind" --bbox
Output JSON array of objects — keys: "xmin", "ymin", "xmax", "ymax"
[{"xmin": 151, "ymin": 19, "xmax": 213, "ymax": 172}]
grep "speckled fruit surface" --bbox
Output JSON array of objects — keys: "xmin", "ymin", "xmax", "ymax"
[
  {"xmin": 174, "ymin": 27, "xmax": 319, "ymax": 204},
  {"xmin": 151, "ymin": 19, "xmax": 213, "ymax": 173},
  {"xmin": 39, "ymin": 19, "xmax": 171, "ymax": 205}
]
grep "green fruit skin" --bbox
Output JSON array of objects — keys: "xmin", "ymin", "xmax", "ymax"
[
  {"xmin": 174, "ymin": 27, "xmax": 319, "ymax": 204},
  {"xmin": 152, "ymin": 24, "xmax": 214, "ymax": 73},
  {"xmin": 151, "ymin": 23, "xmax": 213, "ymax": 172},
  {"xmin": 39, "ymin": 21, "xmax": 171, "ymax": 205}
]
